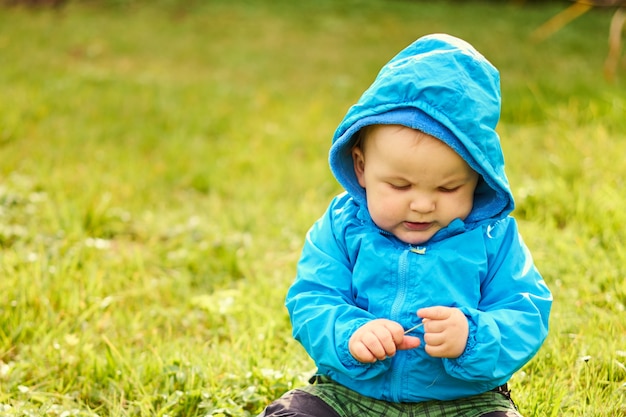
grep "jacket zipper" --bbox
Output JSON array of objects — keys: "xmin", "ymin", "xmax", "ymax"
[
  {"xmin": 388, "ymin": 245, "xmax": 427, "ymax": 401},
  {"xmin": 388, "ymin": 248, "xmax": 410, "ymax": 402}
]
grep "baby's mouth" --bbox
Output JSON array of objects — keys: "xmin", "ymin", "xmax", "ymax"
[{"xmin": 404, "ymin": 221, "xmax": 432, "ymax": 231}]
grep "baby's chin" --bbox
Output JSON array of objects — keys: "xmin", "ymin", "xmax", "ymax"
[{"xmin": 393, "ymin": 231, "xmax": 437, "ymax": 246}]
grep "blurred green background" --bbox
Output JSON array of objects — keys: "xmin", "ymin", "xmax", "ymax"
[{"xmin": 0, "ymin": 1, "xmax": 625, "ymax": 416}]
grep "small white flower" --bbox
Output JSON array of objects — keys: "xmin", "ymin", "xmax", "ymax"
[{"xmin": 0, "ymin": 362, "xmax": 10, "ymax": 378}]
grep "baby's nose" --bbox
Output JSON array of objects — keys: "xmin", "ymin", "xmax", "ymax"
[{"xmin": 409, "ymin": 193, "xmax": 435, "ymax": 213}]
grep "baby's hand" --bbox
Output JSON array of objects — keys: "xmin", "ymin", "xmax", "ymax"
[
  {"xmin": 418, "ymin": 306, "xmax": 469, "ymax": 358},
  {"xmin": 349, "ymin": 319, "xmax": 420, "ymax": 363}
]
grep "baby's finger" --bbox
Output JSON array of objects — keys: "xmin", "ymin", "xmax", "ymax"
[
  {"xmin": 422, "ymin": 318, "xmax": 447, "ymax": 334},
  {"xmin": 396, "ymin": 335, "xmax": 421, "ymax": 351},
  {"xmin": 418, "ymin": 306, "xmax": 451, "ymax": 321},
  {"xmin": 351, "ymin": 341, "xmax": 377, "ymax": 363},
  {"xmin": 424, "ymin": 342, "xmax": 448, "ymax": 358},
  {"xmin": 373, "ymin": 327, "xmax": 399, "ymax": 357},
  {"xmin": 361, "ymin": 331, "xmax": 388, "ymax": 360},
  {"xmin": 382, "ymin": 320, "xmax": 407, "ymax": 346},
  {"xmin": 423, "ymin": 331, "xmax": 445, "ymax": 347}
]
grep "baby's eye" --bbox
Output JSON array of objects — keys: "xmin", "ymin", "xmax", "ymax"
[
  {"xmin": 389, "ymin": 183, "xmax": 411, "ymax": 190},
  {"xmin": 438, "ymin": 186, "xmax": 461, "ymax": 193}
]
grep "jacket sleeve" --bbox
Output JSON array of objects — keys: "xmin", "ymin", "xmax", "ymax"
[
  {"xmin": 443, "ymin": 217, "xmax": 552, "ymax": 382},
  {"xmin": 285, "ymin": 195, "xmax": 391, "ymax": 379}
]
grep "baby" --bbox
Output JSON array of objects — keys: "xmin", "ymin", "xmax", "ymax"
[{"xmin": 259, "ymin": 33, "xmax": 552, "ymax": 417}]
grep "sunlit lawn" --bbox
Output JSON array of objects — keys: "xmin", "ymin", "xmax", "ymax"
[{"xmin": 0, "ymin": 1, "xmax": 625, "ymax": 415}]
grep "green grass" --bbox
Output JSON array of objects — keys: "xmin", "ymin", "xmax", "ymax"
[{"xmin": 0, "ymin": 0, "xmax": 625, "ymax": 415}]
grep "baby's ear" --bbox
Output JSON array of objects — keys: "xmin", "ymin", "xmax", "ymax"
[{"xmin": 352, "ymin": 147, "xmax": 366, "ymax": 187}]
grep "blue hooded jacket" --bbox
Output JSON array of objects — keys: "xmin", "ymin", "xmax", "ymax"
[{"xmin": 286, "ymin": 34, "xmax": 552, "ymax": 402}]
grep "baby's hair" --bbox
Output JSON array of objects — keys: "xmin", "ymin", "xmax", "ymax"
[{"xmin": 351, "ymin": 126, "xmax": 371, "ymax": 152}]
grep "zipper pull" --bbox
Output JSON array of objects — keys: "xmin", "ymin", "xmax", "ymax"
[{"xmin": 410, "ymin": 246, "xmax": 426, "ymax": 255}]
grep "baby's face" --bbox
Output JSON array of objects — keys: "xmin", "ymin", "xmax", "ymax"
[{"xmin": 352, "ymin": 124, "xmax": 479, "ymax": 245}]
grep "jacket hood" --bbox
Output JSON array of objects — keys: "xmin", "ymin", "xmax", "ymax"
[{"xmin": 329, "ymin": 34, "xmax": 514, "ymax": 226}]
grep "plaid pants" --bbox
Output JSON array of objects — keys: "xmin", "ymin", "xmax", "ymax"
[{"xmin": 259, "ymin": 376, "xmax": 522, "ymax": 417}]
